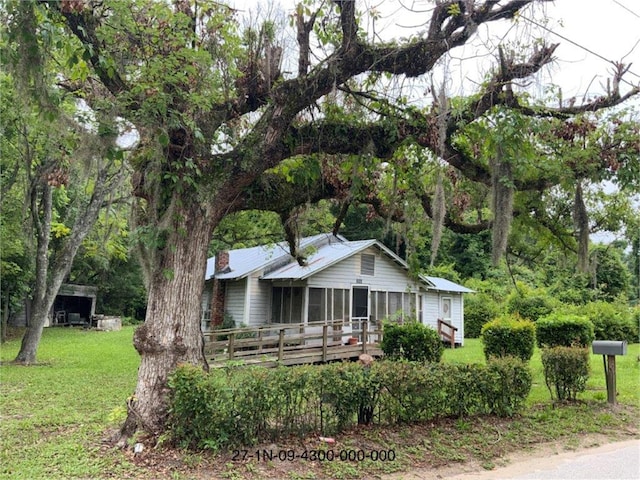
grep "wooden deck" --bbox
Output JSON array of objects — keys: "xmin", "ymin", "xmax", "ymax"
[{"xmin": 203, "ymin": 321, "xmax": 383, "ymax": 368}]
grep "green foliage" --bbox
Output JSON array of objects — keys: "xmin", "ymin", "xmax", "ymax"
[
  {"xmin": 381, "ymin": 321, "xmax": 443, "ymax": 363},
  {"xmin": 560, "ymin": 301, "xmax": 638, "ymax": 343},
  {"xmin": 536, "ymin": 313, "xmax": 595, "ymax": 348},
  {"xmin": 168, "ymin": 358, "xmax": 532, "ymax": 449},
  {"xmin": 463, "ymin": 293, "xmax": 501, "ymax": 338},
  {"xmin": 590, "ymin": 245, "xmax": 632, "ymax": 301},
  {"xmin": 541, "ymin": 347, "xmax": 590, "ymax": 401},
  {"xmin": 481, "ymin": 314, "xmax": 536, "ymax": 362},
  {"xmin": 506, "ymin": 289, "xmax": 554, "ymax": 322}
]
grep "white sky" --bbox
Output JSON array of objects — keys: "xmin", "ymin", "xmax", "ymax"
[{"xmin": 230, "ymin": 0, "xmax": 640, "ymax": 104}]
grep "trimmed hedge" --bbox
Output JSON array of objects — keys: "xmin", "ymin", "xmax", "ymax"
[
  {"xmin": 381, "ymin": 321, "xmax": 443, "ymax": 362},
  {"xmin": 168, "ymin": 359, "xmax": 532, "ymax": 450},
  {"xmin": 541, "ymin": 346, "xmax": 590, "ymax": 401},
  {"xmin": 536, "ymin": 313, "xmax": 594, "ymax": 348},
  {"xmin": 481, "ymin": 314, "xmax": 536, "ymax": 362}
]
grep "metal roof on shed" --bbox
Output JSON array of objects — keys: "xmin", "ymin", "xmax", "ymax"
[{"xmin": 420, "ymin": 275, "xmax": 475, "ymax": 293}]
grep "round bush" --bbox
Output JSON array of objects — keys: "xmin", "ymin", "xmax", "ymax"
[
  {"xmin": 381, "ymin": 322, "xmax": 443, "ymax": 363},
  {"xmin": 481, "ymin": 314, "xmax": 536, "ymax": 362},
  {"xmin": 541, "ymin": 346, "xmax": 590, "ymax": 402},
  {"xmin": 464, "ymin": 293, "xmax": 501, "ymax": 338},
  {"xmin": 536, "ymin": 313, "xmax": 595, "ymax": 348}
]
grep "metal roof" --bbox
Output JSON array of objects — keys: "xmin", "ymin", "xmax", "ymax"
[
  {"xmin": 420, "ymin": 275, "xmax": 475, "ymax": 293},
  {"xmin": 261, "ymin": 239, "xmax": 382, "ymax": 280},
  {"xmin": 205, "ymin": 233, "xmax": 345, "ymax": 280},
  {"xmin": 205, "ymin": 233, "xmax": 473, "ymax": 294}
]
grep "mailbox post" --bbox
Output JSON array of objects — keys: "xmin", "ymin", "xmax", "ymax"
[{"xmin": 592, "ymin": 341, "xmax": 627, "ymax": 405}]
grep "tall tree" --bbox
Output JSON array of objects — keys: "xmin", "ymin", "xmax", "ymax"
[{"xmin": 7, "ymin": 0, "xmax": 637, "ymax": 441}]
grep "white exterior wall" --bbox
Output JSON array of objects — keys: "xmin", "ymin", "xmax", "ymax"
[
  {"xmin": 422, "ymin": 291, "xmax": 440, "ymax": 331},
  {"xmin": 247, "ymin": 273, "xmax": 271, "ymax": 326},
  {"xmin": 225, "ymin": 280, "xmax": 247, "ymax": 326},
  {"xmin": 421, "ymin": 291, "xmax": 464, "ymax": 345},
  {"xmin": 308, "ymin": 247, "xmax": 420, "ymax": 292}
]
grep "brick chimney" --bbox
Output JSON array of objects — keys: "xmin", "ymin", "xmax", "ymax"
[{"xmin": 210, "ymin": 250, "xmax": 229, "ymax": 326}]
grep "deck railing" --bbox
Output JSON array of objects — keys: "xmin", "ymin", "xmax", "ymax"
[
  {"xmin": 437, "ymin": 318, "xmax": 458, "ymax": 348},
  {"xmin": 203, "ymin": 320, "xmax": 383, "ymax": 366}
]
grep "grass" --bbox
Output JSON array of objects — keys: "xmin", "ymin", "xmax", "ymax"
[
  {"xmin": 0, "ymin": 327, "xmax": 141, "ymax": 479},
  {"xmin": 0, "ymin": 328, "xmax": 638, "ymax": 479}
]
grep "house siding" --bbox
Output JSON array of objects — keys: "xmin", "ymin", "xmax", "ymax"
[
  {"xmin": 225, "ymin": 280, "xmax": 246, "ymax": 326},
  {"xmin": 247, "ymin": 274, "xmax": 271, "ymax": 326},
  {"xmin": 421, "ymin": 291, "xmax": 464, "ymax": 346},
  {"xmin": 309, "ymin": 247, "xmax": 419, "ymax": 292}
]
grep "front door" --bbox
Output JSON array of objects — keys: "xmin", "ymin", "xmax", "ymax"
[{"xmin": 351, "ymin": 286, "xmax": 369, "ymax": 340}]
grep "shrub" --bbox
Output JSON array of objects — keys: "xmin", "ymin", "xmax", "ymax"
[
  {"xmin": 541, "ymin": 346, "xmax": 590, "ymax": 401},
  {"xmin": 575, "ymin": 301, "xmax": 638, "ymax": 343},
  {"xmin": 168, "ymin": 358, "xmax": 532, "ymax": 450},
  {"xmin": 536, "ymin": 313, "xmax": 595, "ymax": 348},
  {"xmin": 464, "ymin": 293, "xmax": 501, "ymax": 338},
  {"xmin": 381, "ymin": 321, "xmax": 443, "ymax": 363},
  {"xmin": 481, "ymin": 314, "xmax": 536, "ymax": 362},
  {"xmin": 506, "ymin": 292, "xmax": 554, "ymax": 322},
  {"xmin": 484, "ymin": 357, "xmax": 532, "ymax": 416}
]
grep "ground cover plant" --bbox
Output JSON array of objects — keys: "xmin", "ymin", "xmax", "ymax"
[{"xmin": 0, "ymin": 328, "xmax": 638, "ymax": 479}]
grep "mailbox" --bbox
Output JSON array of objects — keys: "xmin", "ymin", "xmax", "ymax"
[{"xmin": 592, "ymin": 340, "xmax": 627, "ymax": 356}]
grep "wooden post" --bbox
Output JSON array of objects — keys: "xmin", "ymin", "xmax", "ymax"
[
  {"xmin": 322, "ymin": 324, "xmax": 328, "ymax": 362},
  {"xmin": 362, "ymin": 321, "xmax": 368, "ymax": 354},
  {"xmin": 228, "ymin": 333, "xmax": 235, "ymax": 359},
  {"xmin": 258, "ymin": 329, "xmax": 263, "ymax": 353},
  {"xmin": 606, "ymin": 355, "xmax": 617, "ymax": 405},
  {"xmin": 278, "ymin": 329, "xmax": 285, "ymax": 361}
]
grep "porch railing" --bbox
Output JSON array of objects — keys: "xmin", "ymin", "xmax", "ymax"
[
  {"xmin": 437, "ymin": 318, "xmax": 458, "ymax": 348},
  {"xmin": 203, "ymin": 320, "xmax": 383, "ymax": 365}
]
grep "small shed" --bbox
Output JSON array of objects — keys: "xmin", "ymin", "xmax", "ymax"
[
  {"xmin": 11, "ymin": 284, "xmax": 97, "ymax": 327},
  {"xmin": 51, "ymin": 284, "xmax": 97, "ymax": 326}
]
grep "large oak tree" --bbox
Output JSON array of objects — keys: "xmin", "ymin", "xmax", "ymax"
[{"xmin": 7, "ymin": 0, "xmax": 638, "ymax": 442}]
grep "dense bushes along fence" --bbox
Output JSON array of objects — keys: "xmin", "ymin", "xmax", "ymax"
[{"xmin": 168, "ymin": 359, "xmax": 532, "ymax": 451}]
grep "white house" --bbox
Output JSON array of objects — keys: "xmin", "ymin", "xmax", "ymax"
[{"xmin": 201, "ymin": 233, "xmax": 472, "ymax": 346}]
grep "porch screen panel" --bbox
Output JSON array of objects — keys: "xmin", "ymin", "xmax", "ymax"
[
  {"xmin": 308, "ymin": 288, "xmax": 325, "ymax": 322},
  {"xmin": 272, "ymin": 287, "xmax": 283, "ymax": 323},
  {"xmin": 388, "ymin": 292, "xmax": 402, "ymax": 317},
  {"xmin": 377, "ymin": 291, "xmax": 386, "ymax": 320},
  {"xmin": 333, "ymin": 289, "xmax": 344, "ymax": 320},
  {"xmin": 272, "ymin": 287, "xmax": 303, "ymax": 323},
  {"xmin": 291, "ymin": 287, "xmax": 303, "ymax": 323}
]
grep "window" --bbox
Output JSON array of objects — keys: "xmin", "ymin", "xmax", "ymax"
[
  {"xmin": 272, "ymin": 286, "xmax": 304, "ymax": 323},
  {"xmin": 388, "ymin": 292, "xmax": 402, "ymax": 317},
  {"xmin": 441, "ymin": 297, "xmax": 452, "ymax": 320},
  {"xmin": 309, "ymin": 288, "xmax": 349, "ymax": 323},
  {"xmin": 361, "ymin": 254, "xmax": 375, "ymax": 276},
  {"xmin": 308, "ymin": 288, "xmax": 325, "ymax": 322}
]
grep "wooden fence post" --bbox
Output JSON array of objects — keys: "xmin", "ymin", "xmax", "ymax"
[
  {"xmin": 322, "ymin": 324, "xmax": 328, "ymax": 362},
  {"xmin": 228, "ymin": 333, "xmax": 235, "ymax": 359},
  {"xmin": 278, "ymin": 329, "xmax": 285, "ymax": 361}
]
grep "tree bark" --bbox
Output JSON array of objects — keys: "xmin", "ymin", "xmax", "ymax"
[
  {"xmin": 119, "ymin": 200, "xmax": 213, "ymax": 440},
  {"xmin": 14, "ymin": 160, "xmax": 122, "ymax": 364},
  {"xmin": 14, "ymin": 183, "xmax": 53, "ymax": 364}
]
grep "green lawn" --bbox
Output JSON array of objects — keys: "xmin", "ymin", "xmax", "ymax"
[
  {"xmin": 0, "ymin": 327, "xmax": 141, "ymax": 479},
  {"xmin": 0, "ymin": 328, "xmax": 638, "ymax": 479}
]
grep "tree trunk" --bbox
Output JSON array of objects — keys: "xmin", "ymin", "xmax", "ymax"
[
  {"xmin": 119, "ymin": 201, "xmax": 213, "ymax": 441},
  {"xmin": 14, "ymin": 184, "xmax": 53, "ymax": 364}
]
